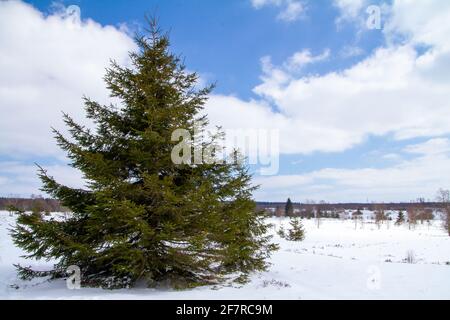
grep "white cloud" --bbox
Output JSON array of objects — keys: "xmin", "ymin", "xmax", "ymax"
[
  {"xmin": 382, "ymin": 153, "xmax": 401, "ymax": 161},
  {"xmin": 277, "ymin": 0, "xmax": 305, "ymax": 22},
  {"xmin": 254, "ymin": 138, "xmax": 450, "ymax": 202},
  {"xmin": 333, "ymin": 0, "xmax": 368, "ymax": 23},
  {"xmin": 286, "ymin": 49, "xmax": 330, "ymax": 70},
  {"xmin": 0, "ymin": 176, "xmax": 8, "ymax": 186},
  {"xmin": 404, "ymin": 138, "xmax": 450, "ymax": 156},
  {"xmin": 251, "ymin": 0, "xmax": 276, "ymax": 8},
  {"xmin": 251, "ymin": 0, "xmax": 306, "ymax": 22},
  {"xmin": 205, "ymin": 95, "xmax": 361, "ymax": 155},
  {"xmin": 332, "ymin": 0, "xmax": 389, "ymax": 33},
  {"xmin": 0, "ymin": 1, "xmax": 136, "ymax": 158},
  {"xmin": 0, "ymin": 0, "xmax": 136, "ymax": 196},
  {"xmin": 384, "ymin": 0, "xmax": 450, "ymax": 50},
  {"xmin": 206, "ymin": 38, "xmax": 450, "ymax": 156},
  {"xmin": 0, "ymin": 162, "xmax": 84, "ymax": 197},
  {"xmin": 340, "ymin": 45, "xmax": 365, "ymax": 58}
]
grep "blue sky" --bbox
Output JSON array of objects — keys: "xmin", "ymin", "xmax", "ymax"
[
  {"xmin": 25, "ymin": 0, "xmax": 385, "ymax": 99},
  {"xmin": 1, "ymin": 0, "xmax": 450, "ymax": 202}
]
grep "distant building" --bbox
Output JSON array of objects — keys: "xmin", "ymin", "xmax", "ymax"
[{"xmin": 339, "ymin": 210, "xmax": 351, "ymax": 220}]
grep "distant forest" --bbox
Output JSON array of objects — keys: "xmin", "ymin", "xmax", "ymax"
[
  {"xmin": 0, "ymin": 197, "xmax": 444, "ymax": 214},
  {"xmin": 0, "ymin": 197, "xmax": 67, "ymax": 212},
  {"xmin": 256, "ymin": 201, "xmax": 445, "ymax": 213}
]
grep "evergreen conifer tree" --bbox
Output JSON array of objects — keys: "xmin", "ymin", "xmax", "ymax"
[
  {"xmin": 396, "ymin": 210, "xmax": 405, "ymax": 225},
  {"xmin": 285, "ymin": 198, "xmax": 294, "ymax": 217},
  {"xmin": 286, "ymin": 217, "xmax": 305, "ymax": 241},
  {"xmin": 277, "ymin": 224, "xmax": 286, "ymax": 239},
  {"xmin": 10, "ymin": 21, "xmax": 277, "ymax": 289}
]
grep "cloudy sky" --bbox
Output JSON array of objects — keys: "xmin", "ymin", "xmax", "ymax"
[{"xmin": 1, "ymin": 0, "xmax": 450, "ymax": 202}]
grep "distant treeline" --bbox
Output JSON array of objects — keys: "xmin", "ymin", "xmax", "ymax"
[
  {"xmin": 0, "ymin": 198, "xmax": 444, "ymax": 214},
  {"xmin": 256, "ymin": 202, "xmax": 445, "ymax": 212},
  {"xmin": 0, "ymin": 197, "xmax": 67, "ymax": 212}
]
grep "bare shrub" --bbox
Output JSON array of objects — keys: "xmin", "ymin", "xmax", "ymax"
[
  {"xmin": 436, "ymin": 189, "xmax": 450, "ymax": 236},
  {"xmin": 275, "ymin": 206, "xmax": 284, "ymax": 217},
  {"xmin": 404, "ymin": 250, "xmax": 416, "ymax": 264},
  {"xmin": 407, "ymin": 207, "xmax": 418, "ymax": 230},
  {"xmin": 375, "ymin": 205, "xmax": 386, "ymax": 229}
]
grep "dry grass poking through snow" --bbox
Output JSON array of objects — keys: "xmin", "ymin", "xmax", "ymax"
[{"xmin": 1, "ymin": 212, "xmax": 450, "ymax": 300}]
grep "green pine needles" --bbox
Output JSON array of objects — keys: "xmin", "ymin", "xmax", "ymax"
[
  {"xmin": 286, "ymin": 217, "xmax": 306, "ymax": 242},
  {"xmin": 395, "ymin": 210, "xmax": 405, "ymax": 225},
  {"xmin": 10, "ymin": 20, "xmax": 277, "ymax": 289}
]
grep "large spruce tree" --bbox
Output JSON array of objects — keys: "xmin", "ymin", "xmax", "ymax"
[{"xmin": 10, "ymin": 21, "xmax": 277, "ymax": 289}]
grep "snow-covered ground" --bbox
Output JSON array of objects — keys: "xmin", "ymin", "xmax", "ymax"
[{"xmin": 1, "ymin": 211, "xmax": 449, "ymax": 300}]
